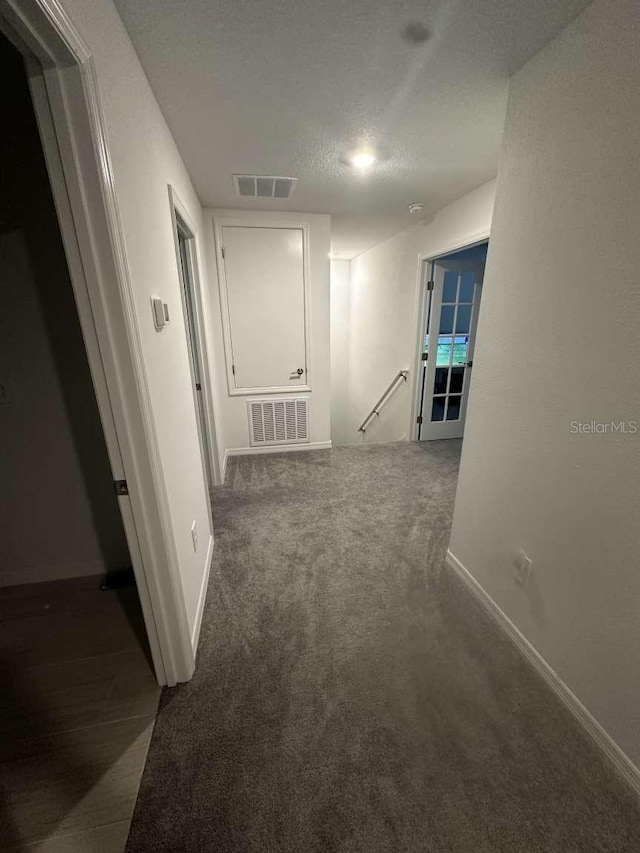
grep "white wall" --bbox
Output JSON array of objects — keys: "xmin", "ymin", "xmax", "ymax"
[
  {"xmin": 346, "ymin": 181, "xmax": 496, "ymax": 444},
  {"xmin": 202, "ymin": 209, "xmax": 331, "ymax": 466},
  {"xmin": 450, "ymin": 0, "xmax": 640, "ymax": 769},
  {"xmin": 330, "ymin": 259, "xmax": 350, "ymax": 446},
  {"xmin": 58, "ymin": 0, "xmax": 216, "ymax": 636}
]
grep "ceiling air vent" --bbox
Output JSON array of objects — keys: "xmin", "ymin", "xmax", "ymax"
[
  {"xmin": 248, "ymin": 398, "xmax": 309, "ymax": 447},
  {"xmin": 233, "ymin": 175, "xmax": 297, "ymax": 200}
]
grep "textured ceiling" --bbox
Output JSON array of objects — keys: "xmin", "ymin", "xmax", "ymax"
[{"xmin": 114, "ymin": 0, "xmax": 591, "ymax": 258}]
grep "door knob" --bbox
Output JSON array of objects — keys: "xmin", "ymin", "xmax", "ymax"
[{"xmin": 296, "ymin": 368, "xmax": 304, "ymax": 376}]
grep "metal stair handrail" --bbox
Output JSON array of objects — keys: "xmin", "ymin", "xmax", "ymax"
[{"xmin": 358, "ymin": 370, "xmax": 409, "ymax": 433}]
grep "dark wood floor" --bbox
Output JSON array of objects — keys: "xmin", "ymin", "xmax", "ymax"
[{"xmin": 0, "ymin": 575, "xmax": 160, "ymax": 852}]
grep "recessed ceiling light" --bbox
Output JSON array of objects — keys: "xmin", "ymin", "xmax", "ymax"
[
  {"xmin": 408, "ymin": 202, "xmax": 425, "ymax": 214},
  {"xmin": 349, "ymin": 150, "xmax": 376, "ymax": 170}
]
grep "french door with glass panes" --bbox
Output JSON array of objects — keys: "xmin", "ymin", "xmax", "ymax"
[{"xmin": 418, "ymin": 260, "xmax": 483, "ymax": 440}]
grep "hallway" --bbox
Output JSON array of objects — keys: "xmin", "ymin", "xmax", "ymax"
[{"xmin": 126, "ymin": 443, "xmax": 640, "ymax": 852}]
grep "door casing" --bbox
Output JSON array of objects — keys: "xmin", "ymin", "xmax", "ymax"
[{"xmin": 168, "ymin": 186, "xmax": 221, "ymax": 490}]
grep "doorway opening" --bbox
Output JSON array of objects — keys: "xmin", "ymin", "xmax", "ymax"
[
  {"xmin": 416, "ymin": 242, "xmax": 488, "ymax": 441},
  {"xmin": 0, "ymin": 0, "xmax": 201, "ymax": 688},
  {"xmin": 0, "ymin": 29, "xmax": 160, "ymax": 849},
  {"xmin": 169, "ymin": 192, "xmax": 217, "ymax": 491}
]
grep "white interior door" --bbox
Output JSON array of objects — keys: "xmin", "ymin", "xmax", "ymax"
[
  {"xmin": 419, "ymin": 260, "xmax": 484, "ymax": 440},
  {"xmin": 221, "ymin": 225, "xmax": 307, "ymax": 391}
]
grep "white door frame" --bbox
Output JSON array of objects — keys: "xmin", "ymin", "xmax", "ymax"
[
  {"xmin": 168, "ymin": 186, "xmax": 221, "ymax": 490},
  {"xmin": 0, "ymin": 0, "xmax": 196, "ymax": 686},
  {"xmin": 408, "ymin": 231, "xmax": 491, "ymax": 441}
]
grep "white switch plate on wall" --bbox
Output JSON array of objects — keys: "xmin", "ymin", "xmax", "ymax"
[
  {"xmin": 152, "ymin": 297, "xmax": 170, "ymax": 330},
  {"xmin": 514, "ymin": 549, "xmax": 533, "ymax": 588}
]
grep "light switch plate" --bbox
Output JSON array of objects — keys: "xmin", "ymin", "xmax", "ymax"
[
  {"xmin": 152, "ymin": 297, "xmax": 165, "ymax": 330},
  {"xmin": 514, "ymin": 549, "xmax": 533, "ymax": 587}
]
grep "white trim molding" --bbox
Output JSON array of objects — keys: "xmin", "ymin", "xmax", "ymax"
[
  {"xmin": 191, "ymin": 535, "xmax": 214, "ymax": 653},
  {"xmin": 223, "ymin": 440, "xmax": 332, "ymax": 480},
  {"xmin": 445, "ymin": 551, "xmax": 640, "ymax": 798},
  {"xmin": 222, "ymin": 447, "xmax": 229, "ymax": 485}
]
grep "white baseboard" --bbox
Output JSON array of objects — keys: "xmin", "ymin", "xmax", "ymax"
[
  {"xmin": 225, "ymin": 440, "xmax": 332, "ymax": 460},
  {"xmin": 220, "ymin": 441, "xmax": 331, "ymax": 484},
  {"xmin": 191, "ymin": 534, "xmax": 214, "ymax": 653},
  {"xmin": 445, "ymin": 550, "xmax": 640, "ymax": 798}
]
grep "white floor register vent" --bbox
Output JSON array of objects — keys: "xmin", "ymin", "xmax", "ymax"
[{"xmin": 248, "ymin": 398, "xmax": 309, "ymax": 447}]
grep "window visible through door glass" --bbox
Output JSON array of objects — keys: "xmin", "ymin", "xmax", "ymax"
[
  {"xmin": 431, "ymin": 397, "xmax": 446, "ymax": 421},
  {"xmin": 446, "ymin": 395, "xmax": 462, "ymax": 420},
  {"xmin": 436, "ymin": 337, "xmax": 452, "ymax": 366},
  {"xmin": 434, "ymin": 367, "xmax": 448, "ymax": 395},
  {"xmin": 455, "ymin": 304, "xmax": 472, "ymax": 334},
  {"xmin": 458, "ymin": 272, "xmax": 475, "ymax": 303},
  {"xmin": 450, "ymin": 367, "xmax": 464, "ymax": 394},
  {"xmin": 452, "ymin": 336, "xmax": 468, "ymax": 365},
  {"xmin": 443, "ymin": 271, "xmax": 458, "ymax": 303},
  {"xmin": 440, "ymin": 305, "xmax": 455, "ymax": 334}
]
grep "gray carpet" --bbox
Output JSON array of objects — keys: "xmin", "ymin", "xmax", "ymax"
[{"xmin": 126, "ymin": 441, "xmax": 640, "ymax": 852}]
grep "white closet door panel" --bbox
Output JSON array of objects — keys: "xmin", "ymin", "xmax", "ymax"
[{"xmin": 222, "ymin": 226, "xmax": 306, "ymax": 389}]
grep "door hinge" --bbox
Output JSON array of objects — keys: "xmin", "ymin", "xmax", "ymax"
[
  {"xmin": 416, "ymin": 416, "xmax": 423, "ymax": 425},
  {"xmin": 114, "ymin": 480, "xmax": 129, "ymax": 496},
  {"xmin": 221, "ymin": 245, "xmax": 225, "ymax": 259},
  {"xmin": 421, "ymin": 352, "xmax": 428, "ymax": 361},
  {"xmin": 231, "ymin": 364, "xmax": 235, "ymax": 376},
  {"xmin": 427, "ymin": 280, "xmax": 434, "ymax": 291},
  {"xmin": 195, "ymin": 382, "xmax": 202, "ymax": 390}
]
